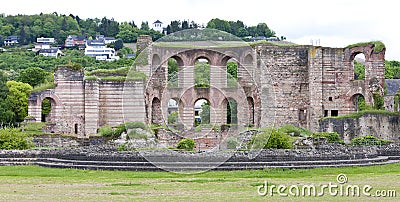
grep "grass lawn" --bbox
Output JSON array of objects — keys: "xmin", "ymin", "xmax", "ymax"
[{"xmin": 0, "ymin": 164, "xmax": 398, "ymax": 201}]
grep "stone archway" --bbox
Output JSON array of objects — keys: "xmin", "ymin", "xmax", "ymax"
[
  {"xmin": 144, "ymin": 46, "xmax": 259, "ymax": 130},
  {"xmin": 151, "ymin": 97, "xmax": 162, "ymax": 124}
]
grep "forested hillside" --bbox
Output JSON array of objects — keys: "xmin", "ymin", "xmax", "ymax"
[{"xmin": 0, "ymin": 13, "xmax": 279, "ymax": 45}]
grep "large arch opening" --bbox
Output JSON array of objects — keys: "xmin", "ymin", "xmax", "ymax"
[
  {"xmin": 168, "ymin": 57, "xmax": 183, "ymax": 88},
  {"xmin": 194, "ymin": 99, "xmax": 210, "ymax": 126},
  {"xmin": 194, "ymin": 58, "xmax": 210, "ymax": 88},
  {"xmin": 352, "ymin": 94, "xmax": 369, "ymax": 112},
  {"xmin": 151, "ymin": 97, "xmax": 162, "ymax": 124},
  {"xmin": 41, "ymin": 97, "xmax": 55, "ymax": 122},
  {"xmin": 353, "ymin": 53, "xmax": 366, "ymax": 80},
  {"xmin": 247, "ymin": 97, "xmax": 255, "ymax": 125},
  {"xmin": 226, "ymin": 59, "xmax": 238, "ymax": 88},
  {"xmin": 226, "ymin": 98, "xmax": 238, "ymax": 124}
]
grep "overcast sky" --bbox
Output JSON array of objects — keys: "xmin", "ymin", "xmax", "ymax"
[{"xmin": 4, "ymin": 0, "xmax": 399, "ymax": 60}]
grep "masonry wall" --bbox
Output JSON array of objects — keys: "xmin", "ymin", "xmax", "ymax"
[
  {"xmin": 257, "ymin": 45, "xmax": 310, "ymax": 128},
  {"xmin": 319, "ymin": 113, "xmax": 400, "ymax": 143}
]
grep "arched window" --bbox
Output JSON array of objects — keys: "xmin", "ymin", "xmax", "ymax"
[
  {"xmin": 353, "ymin": 53, "xmax": 366, "ymax": 80},
  {"xmin": 226, "ymin": 59, "xmax": 238, "ymax": 88},
  {"xmin": 194, "ymin": 99, "xmax": 210, "ymax": 126},
  {"xmin": 194, "ymin": 58, "xmax": 210, "ymax": 88},
  {"xmin": 226, "ymin": 98, "xmax": 238, "ymax": 124},
  {"xmin": 41, "ymin": 97, "xmax": 55, "ymax": 122},
  {"xmin": 151, "ymin": 97, "xmax": 162, "ymax": 124},
  {"xmin": 168, "ymin": 58, "xmax": 179, "ymax": 87}
]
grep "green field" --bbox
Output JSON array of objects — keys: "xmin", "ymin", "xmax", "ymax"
[{"xmin": 0, "ymin": 164, "xmax": 398, "ymax": 201}]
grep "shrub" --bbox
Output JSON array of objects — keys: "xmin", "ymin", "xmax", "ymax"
[
  {"xmin": 226, "ymin": 137, "xmax": 239, "ymax": 149},
  {"xmin": 312, "ymin": 132, "xmax": 343, "ymax": 143},
  {"xmin": 124, "ymin": 122, "xmax": 147, "ymax": 130},
  {"xmin": 168, "ymin": 112, "xmax": 178, "ymax": 124},
  {"xmin": 250, "ymin": 128, "xmax": 292, "ymax": 149},
  {"xmin": 98, "ymin": 125, "xmax": 125, "ymax": 138},
  {"xmin": 351, "ymin": 135, "xmax": 391, "ymax": 146},
  {"xmin": 278, "ymin": 125, "xmax": 312, "ymax": 137},
  {"xmin": 177, "ymin": 138, "xmax": 195, "ymax": 150},
  {"xmin": 0, "ymin": 128, "xmax": 33, "ymax": 150},
  {"xmin": 22, "ymin": 122, "xmax": 46, "ymax": 136}
]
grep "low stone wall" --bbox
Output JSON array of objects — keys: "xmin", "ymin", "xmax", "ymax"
[
  {"xmin": 2, "ymin": 143, "xmax": 399, "ymax": 163},
  {"xmin": 319, "ymin": 113, "xmax": 400, "ymax": 144},
  {"xmin": 32, "ymin": 135, "xmax": 106, "ymax": 148}
]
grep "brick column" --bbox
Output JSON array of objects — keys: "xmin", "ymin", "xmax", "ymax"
[
  {"xmin": 210, "ymin": 65, "xmax": 227, "ymax": 88},
  {"xmin": 179, "ymin": 66, "xmax": 194, "ymax": 88},
  {"xmin": 84, "ymin": 80, "xmax": 99, "ymax": 135}
]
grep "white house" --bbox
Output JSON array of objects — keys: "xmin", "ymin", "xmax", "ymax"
[
  {"xmin": 33, "ymin": 37, "xmax": 55, "ymax": 52},
  {"xmin": 152, "ymin": 20, "xmax": 164, "ymax": 33},
  {"xmin": 84, "ymin": 39, "xmax": 119, "ymax": 61},
  {"xmin": 38, "ymin": 48, "xmax": 63, "ymax": 58},
  {"xmin": 37, "ymin": 37, "xmax": 55, "ymax": 44}
]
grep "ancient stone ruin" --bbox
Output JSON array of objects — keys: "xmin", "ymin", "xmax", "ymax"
[{"xmin": 28, "ymin": 34, "xmax": 386, "ymax": 142}]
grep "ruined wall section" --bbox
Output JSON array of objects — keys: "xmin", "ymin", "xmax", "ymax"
[
  {"xmin": 320, "ymin": 114, "xmax": 400, "ymax": 144},
  {"xmin": 53, "ymin": 66, "xmax": 85, "ymax": 135},
  {"xmin": 98, "ymin": 81, "xmax": 146, "ymax": 127},
  {"xmin": 257, "ymin": 45, "xmax": 310, "ymax": 128},
  {"xmin": 84, "ymin": 80, "xmax": 99, "ymax": 135}
]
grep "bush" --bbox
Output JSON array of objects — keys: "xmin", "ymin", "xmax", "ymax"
[
  {"xmin": 98, "ymin": 125, "xmax": 125, "ymax": 138},
  {"xmin": 351, "ymin": 135, "xmax": 391, "ymax": 146},
  {"xmin": 278, "ymin": 125, "xmax": 312, "ymax": 137},
  {"xmin": 124, "ymin": 122, "xmax": 147, "ymax": 130},
  {"xmin": 168, "ymin": 112, "xmax": 178, "ymax": 124},
  {"xmin": 250, "ymin": 128, "xmax": 292, "ymax": 149},
  {"xmin": 176, "ymin": 138, "xmax": 195, "ymax": 150},
  {"xmin": 0, "ymin": 128, "xmax": 33, "ymax": 150},
  {"xmin": 312, "ymin": 132, "xmax": 343, "ymax": 143},
  {"xmin": 226, "ymin": 137, "xmax": 239, "ymax": 149}
]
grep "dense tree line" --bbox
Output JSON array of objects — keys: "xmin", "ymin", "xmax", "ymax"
[
  {"xmin": 0, "ymin": 13, "xmax": 281, "ymax": 45},
  {"xmin": 0, "ymin": 13, "xmax": 164, "ymax": 45},
  {"xmin": 207, "ymin": 18, "xmax": 276, "ymax": 38},
  {"xmin": 164, "ymin": 18, "xmax": 279, "ymax": 40}
]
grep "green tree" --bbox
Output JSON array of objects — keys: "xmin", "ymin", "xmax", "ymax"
[
  {"xmin": 17, "ymin": 67, "xmax": 49, "ymax": 87},
  {"xmin": 116, "ymin": 22, "xmax": 138, "ymax": 43},
  {"xmin": 5, "ymin": 81, "xmax": 32, "ymax": 122},
  {"xmin": 207, "ymin": 18, "xmax": 231, "ymax": 33},
  {"xmin": 200, "ymin": 102, "xmax": 210, "ymax": 124},
  {"xmin": 194, "ymin": 61, "xmax": 210, "ymax": 88},
  {"xmin": 373, "ymin": 93, "xmax": 384, "ymax": 110},
  {"xmin": 113, "ymin": 39, "xmax": 123, "ymax": 51},
  {"xmin": 168, "ymin": 58, "xmax": 178, "ymax": 87},
  {"xmin": 140, "ymin": 21, "xmax": 149, "ymax": 31},
  {"xmin": 354, "ymin": 61, "xmax": 365, "ymax": 80}
]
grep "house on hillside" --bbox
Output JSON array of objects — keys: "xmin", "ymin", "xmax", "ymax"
[
  {"xmin": 38, "ymin": 48, "xmax": 63, "ymax": 58},
  {"xmin": 4, "ymin": 36, "xmax": 19, "ymax": 46},
  {"xmin": 153, "ymin": 20, "xmax": 164, "ymax": 33},
  {"xmin": 95, "ymin": 35, "xmax": 117, "ymax": 44},
  {"xmin": 65, "ymin": 35, "xmax": 86, "ymax": 48},
  {"xmin": 33, "ymin": 37, "xmax": 55, "ymax": 52},
  {"xmin": 84, "ymin": 39, "xmax": 119, "ymax": 61}
]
